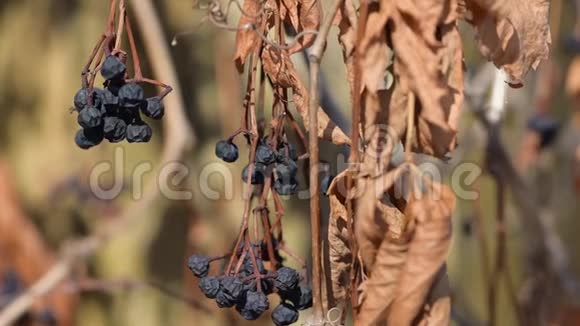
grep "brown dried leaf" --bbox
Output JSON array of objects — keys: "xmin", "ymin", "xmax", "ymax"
[
  {"xmin": 416, "ymin": 267, "xmax": 451, "ymax": 326},
  {"xmin": 287, "ymin": 0, "xmax": 322, "ymax": 54},
  {"xmin": 261, "ymin": 45, "xmax": 351, "ymax": 145},
  {"xmin": 356, "ymin": 165, "xmax": 407, "ymax": 269},
  {"xmin": 327, "ymin": 171, "xmax": 352, "ymax": 302},
  {"xmin": 280, "ymin": 0, "xmax": 299, "ymax": 30},
  {"xmin": 386, "ymin": 185, "xmax": 455, "ymax": 325},
  {"xmin": 464, "ymin": 0, "xmax": 551, "ymax": 85},
  {"xmin": 357, "ymin": 239, "xmax": 409, "ymax": 325},
  {"xmin": 358, "ymin": 184, "xmax": 455, "ymax": 325},
  {"xmin": 234, "ymin": 0, "xmax": 262, "ymax": 71}
]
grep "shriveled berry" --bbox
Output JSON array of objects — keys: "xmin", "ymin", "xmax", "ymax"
[
  {"xmin": 255, "ymin": 143, "xmax": 276, "ymax": 165},
  {"xmin": 281, "ymin": 286, "xmax": 312, "ymax": 311},
  {"xmin": 77, "ymin": 105, "xmax": 103, "ymax": 128},
  {"xmin": 235, "ymin": 290, "xmax": 269, "ymax": 320},
  {"xmin": 218, "ymin": 276, "xmax": 245, "ymax": 304},
  {"xmin": 199, "ymin": 276, "xmax": 220, "ymax": 299},
  {"xmin": 242, "ymin": 163, "xmax": 267, "ymax": 184},
  {"xmin": 118, "ymin": 83, "xmax": 144, "ymax": 109},
  {"xmin": 527, "ymin": 114, "xmax": 560, "ymax": 148},
  {"xmin": 243, "ymin": 257, "xmax": 267, "ymax": 276},
  {"xmin": 274, "ymin": 178, "xmax": 298, "ymax": 196},
  {"xmin": 141, "ymin": 97, "xmax": 164, "ymax": 120},
  {"xmin": 187, "ymin": 255, "xmax": 210, "ymax": 278},
  {"xmin": 75, "ymin": 128, "xmax": 103, "ymax": 149},
  {"xmin": 216, "ymin": 290, "xmax": 236, "ymax": 308},
  {"xmin": 98, "ymin": 87, "xmax": 119, "ymax": 111},
  {"xmin": 74, "ymin": 88, "xmax": 102, "ymax": 111},
  {"xmin": 272, "ymin": 303, "xmax": 299, "ymax": 326},
  {"xmin": 276, "ymin": 159, "xmax": 298, "ymax": 179},
  {"xmin": 126, "ymin": 122, "xmax": 152, "ymax": 143},
  {"xmin": 215, "ymin": 140, "xmax": 239, "ymax": 162},
  {"xmin": 103, "ymin": 116, "xmax": 127, "ymax": 143},
  {"xmin": 274, "ymin": 267, "xmax": 299, "ymax": 292},
  {"xmin": 101, "ymin": 55, "xmax": 126, "ymax": 80},
  {"xmin": 277, "ymin": 142, "xmax": 298, "ymax": 161}
]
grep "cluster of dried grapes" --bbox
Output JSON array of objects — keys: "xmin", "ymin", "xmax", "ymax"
[
  {"xmin": 73, "ymin": 55, "xmax": 168, "ymax": 149},
  {"xmin": 71, "ymin": 1, "xmax": 171, "ymax": 150},
  {"xmin": 187, "ymin": 249, "xmax": 312, "ymax": 325},
  {"xmin": 216, "ymin": 136, "xmax": 300, "ymax": 195},
  {"xmin": 186, "ymin": 134, "xmax": 311, "ymax": 324}
]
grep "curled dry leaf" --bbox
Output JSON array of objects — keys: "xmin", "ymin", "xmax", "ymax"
[
  {"xmin": 358, "ymin": 184, "xmax": 455, "ymax": 325},
  {"xmin": 386, "ymin": 185, "xmax": 455, "ymax": 325},
  {"xmin": 327, "ymin": 170, "xmax": 352, "ymax": 303},
  {"xmin": 464, "ymin": 0, "xmax": 551, "ymax": 85},
  {"xmin": 356, "ymin": 164, "xmax": 407, "ymax": 269},
  {"xmin": 234, "ymin": 0, "xmax": 262, "ymax": 71},
  {"xmin": 355, "ymin": 0, "xmax": 465, "ymax": 158},
  {"xmin": 416, "ymin": 267, "xmax": 451, "ymax": 326},
  {"xmin": 287, "ymin": 0, "xmax": 322, "ymax": 54},
  {"xmin": 261, "ymin": 45, "xmax": 351, "ymax": 145}
]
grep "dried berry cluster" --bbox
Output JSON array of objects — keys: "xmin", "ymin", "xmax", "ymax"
[
  {"xmin": 72, "ymin": 1, "xmax": 171, "ymax": 150},
  {"xmin": 216, "ymin": 137, "xmax": 300, "ymax": 196},
  {"xmin": 188, "ymin": 248, "xmax": 311, "ymax": 325}
]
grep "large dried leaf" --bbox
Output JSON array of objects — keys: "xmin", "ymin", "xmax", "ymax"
[
  {"xmin": 464, "ymin": 0, "xmax": 551, "ymax": 85},
  {"xmin": 386, "ymin": 185, "xmax": 455, "ymax": 325},
  {"xmin": 357, "ymin": 239, "xmax": 409, "ymax": 325},
  {"xmin": 354, "ymin": 0, "xmax": 464, "ymax": 158},
  {"xmin": 358, "ymin": 184, "xmax": 454, "ymax": 325},
  {"xmin": 261, "ymin": 45, "xmax": 351, "ymax": 145},
  {"xmin": 416, "ymin": 267, "xmax": 451, "ymax": 326},
  {"xmin": 234, "ymin": 0, "xmax": 262, "ymax": 71},
  {"xmin": 327, "ymin": 171, "xmax": 352, "ymax": 302},
  {"xmin": 287, "ymin": 0, "xmax": 322, "ymax": 54},
  {"xmin": 356, "ymin": 165, "xmax": 407, "ymax": 269}
]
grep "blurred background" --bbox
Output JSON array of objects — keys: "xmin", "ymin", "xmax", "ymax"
[{"xmin": 0, "ymin": 0, "xmax": 578, "ymax": 325}]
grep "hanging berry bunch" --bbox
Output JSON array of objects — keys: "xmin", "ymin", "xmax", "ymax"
[{"xmin": 72, "ymin": 0, "xmax": 172, "ymax": 149}]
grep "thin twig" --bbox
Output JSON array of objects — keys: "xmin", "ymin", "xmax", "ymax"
[{"xmin": 307, "ymin": 0, "xmax": 344, "ymax": 320}]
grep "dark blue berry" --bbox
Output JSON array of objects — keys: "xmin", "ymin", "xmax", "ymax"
[
  {"xmin": 199, "ymin": 276, "xmax": 220, "ymax": 299},
  {"xmin": 126, "ymin": 122, "xmax": 152, "ymax": 143},
  {"xmin": 274, "ymin": 178, "xmax": 298, "ymax": 196},
  {"xmin": 75, "ymin": 128, "xmax": 103, "ymax": 149},
  {"xmin": 277, "ymin": 142, "xmax": 298, "ymax": 161},
  {"xmin": 271, "ymin": 302, "xmax": 299, "ymax": 326},
  {"xmin": 77, "ymin": 105, "xmax": 103, "ymax": 128},
  {"xmin": 187, "ymin": 255, "xmax": 210, "ymax": 278},
  {"xmin": 215, "ymin": 140, "xmax": 239, "ymax": 162},
  {"xmin": 118, "ymin": 83, "xmax": 144, "ymax": 109},
  {"xmin": 255, "ymin": 143, "xmax": 276, "ymax": 165},
  {"xmin": 103, "ymin": 116, "xmax": 127, "ymax": 143},
  {"xmin": 101, "ymin": 55, "xmax": 126, "ymax": 80},
  {"xmin": 242, "ymin": 163, "xmax": 267, "ymax": 184},
  {"xmin": 527, "ymin": 114, "xmax": 560, "ymax": 148},
  {"xmin": 217, "ymin": 276, "xmax": 245, "ymax": 306},
  {"xmin": 274, "ymin": 267, "xmax": 299, "ymax": 292},
  {"xmin": 276, "ymin": 159, "xmax": 298, "ymax": 179},
  {"xmin": 141, "ymin": 97, "xmax": 164, "ymax": 120},
  {"xmin": 235, "ymin": 290, "xmax": 269, "ymax": 320},
  {"xmin": 216, "ymin": 290, "xmax": 236, "ymax": 308},
  {"xmin": 74, "ymin": 88, "xmax": 102, "ymax": 111},
  {"xmin": 281, "ymin": 286, "xmax": 312, "ymax": 311},
  {"xmin": 98, "ymin": 87, "xmax": 119, "ymax": 111}
]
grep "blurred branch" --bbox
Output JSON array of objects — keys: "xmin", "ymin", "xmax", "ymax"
[
  {"xmin": 0, "ymin": 1, "xmax": 196, "ymax": 324},
  {"xmin": 467, "ymin": 69, "xmax": 580, "ymax": 325},
  {"xmin": 68, "ymin": 278, "xmax": 211, "ymax": 313},
  {"xmin": 0, "ymin": 162, "xmax": 77, "ymax": 325}
]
